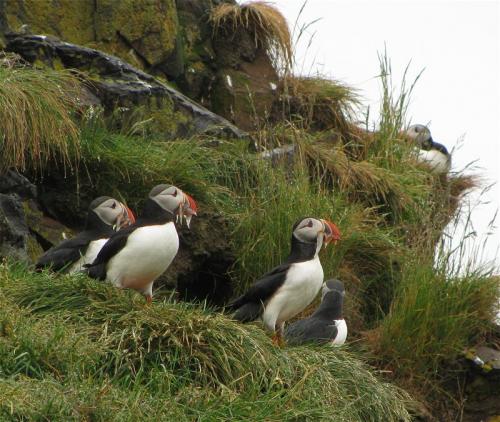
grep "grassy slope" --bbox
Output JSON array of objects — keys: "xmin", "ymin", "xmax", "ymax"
[
  {"xmin": 0, "ymin": 55, "xmax": 499, "ymax": 420},
  {"xmin": 0, "ymin": 265, "xmax": 412, "ymax": 421},
  {"xmin": 0, "ymin": 53, "xmax": 81, "ymax": 173}
]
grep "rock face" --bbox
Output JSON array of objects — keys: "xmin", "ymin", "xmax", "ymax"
[
  {"xmin": 0, "ymin": 193, "xmax": 30, "ymax": 262},
  {"xmin": 2, "ymin": 0, "xmax": 178, "ymax": 71},
  {"xmin": 164, "ymin": 212, "xmax": 235, "ymax": 306},
  {"xmin": 0, "ymin": 170, "xmax": 37, "ymax": 199},
  {"xmin": 0, "ymin": 0, "xmax": 278, "ymax": 128},
  {"xmin": 210, "ymin": 38, "xmax": 279, "ymax": 131},
  {"xmin": 462, "ymin": 345, "xmax": 500, "ymax": 422},
  {"xmin": 6, "ymin": 33, "xmax": 246, "ymax": 139},
  {"xmin": 0, "ymin": 171, "xmax": 71, "ymax": 263}
]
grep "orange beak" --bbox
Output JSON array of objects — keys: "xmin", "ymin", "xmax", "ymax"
[
  {"xmin": 180, "ymin": 192, "xmax": 198, "ymax": 229},
  {"xmin": 125, "ymin": 206, "xmax": 136, "ymax": 225},
  {"xmin": 116, "ymin": 205, "xmax": 135, "ymax": 230},
  {"xmin": 321, "ymin": 219, "xmax": 341, "ymax": 246},
  {"xmin": 184, "ymin": 193, "xmax": 198, "ymax": 217}
]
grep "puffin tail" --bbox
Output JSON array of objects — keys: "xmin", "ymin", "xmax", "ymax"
[
  {"xmin": 84, "ymin": 263, "xmax": 107, "ymax": 281},
  {"xmin": 232, "ymin": 302, "xmax": 262, "ymax": 323}
]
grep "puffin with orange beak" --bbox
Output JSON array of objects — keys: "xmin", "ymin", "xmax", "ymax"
[
  {"xmin": 35, "ymin": 196, "xmax": 135, "ymax": 273},
  {"xmin": 228, "ymin": 217, "xmax": 341, "ymax": 345},
  {"xmin": 85, "ymin": 185, "xmax": 197, "ymax": 303}
]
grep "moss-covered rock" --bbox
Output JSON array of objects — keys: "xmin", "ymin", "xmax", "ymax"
[
  {"xmin": 6, "ymin": 33, "xmax": 246, "ymax": 139},
  {"xmin": 3, "ymin": 0, "xmax": 95, "ymax": 45},
  {"xmin": 2, "ymin": 0, "xmax": 178, "ymax": 70},
  {"xmin": 211, "ymin": 50, "xmax": 279, "ymax": 131},
  {"xmin": 94, "ymin": 0, "xmax": 178, "ymax": 67}
]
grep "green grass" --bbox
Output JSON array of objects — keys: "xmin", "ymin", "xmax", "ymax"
[
  {"xmin": 0, "ymin": 264, "xmax": 413, "ymax": 421},
  {"xmin": 280, "ymin": 75, "xmax": 361, "ymax": 134},
  {"xmin": 369, "ymin": 255, "xmax": 499, "ymax": 410},
  {"xmin": 4, "ymin": 47, "xmax": 498, "ymax": 420},
  {"xmin": 0, "ymin": 53, "xmax": 82, "ymax": 174}
]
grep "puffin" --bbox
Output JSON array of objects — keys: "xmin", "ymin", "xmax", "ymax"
[
  {"xmin": 85, "ymin": 184, "xmax": 197, "ymax": 303},
  {"xmin": 35, "ymin": 196, "xmax": 135, "ymax": 273},
  {"xmin": 228, "ymin": 217, "xmax": 341, "ymax": 345},
  {"xmin": 285, "ymin": 279, "xmax": 347, "ymax": 346},
  {"xmin": 405, "ymin": 124, "xmax": 452, "ymax": 174}
]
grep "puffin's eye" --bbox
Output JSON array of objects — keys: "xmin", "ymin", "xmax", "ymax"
[
  {"xmin": 172, "ymin": 189, "xmax": 177, "ymax": 197},
  {"xmin": 111, "ymin": 202, "xmax": 116, "ymax": 209},
  {"xmin": 306, "ymin": 220, "xmax": 313, "ymax": 228}
]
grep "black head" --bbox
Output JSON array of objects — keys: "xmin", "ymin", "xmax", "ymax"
[
  {"xmin": 406, "ymin": 124, "xmax": 433, "ymax": 150},
  {"xmin": 288, "ymin": 217, "xmax": 341, "ymax": 262},
  {"xmin": 86, "ymin": 196, "xmax": 135, "ymax": 232},
  {"xmin": 141, "ymin": 185, "xmax": 198, "ymax": 227},
  {"xmin": 314, "ymin": 280, "xmax": 345, "ymax": 320},
  {"xmin": 322, "ymin": 279, "xmax": 345, "ymax": 298}
]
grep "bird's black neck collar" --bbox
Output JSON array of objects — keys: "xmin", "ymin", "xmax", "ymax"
[
  {"xmin": 313, "ymin": 291, "xmax": 343, "ymax": 320},
  {"xmin": 286, "ymin": 235, "xmax": 317, "ymax": 263},
  {"xmin": 431, "ymin": 141, "xmax": 450, "ymax": 155},
  {"xmin": 137, "ymin": 198, "xmax": 176, "ymax": 225},
  {"xmin": 85, "ymin": 211, "xmax": 114, "ymax": 234}
]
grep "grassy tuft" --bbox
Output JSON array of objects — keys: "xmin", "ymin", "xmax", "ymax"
[
  {"xmin": 368, "ymin": 255, "xmax": 499, "ymax": 410},
  {"xmin": 210, "ymin": 1, "xmax": 293, "ymax": 74},
  {"xmin": 279, "ymin": 76, "xmax": 361, "ymax": 135},
  {"xmin": 0, "ymin": 53, "xmax": 82, "ymax": 174},
  {"xmin": 0, "ymin": 263, "xmax": 414, "ymax": 421}
]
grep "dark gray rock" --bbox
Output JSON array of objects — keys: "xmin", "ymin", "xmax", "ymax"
[
  {"xmin": 5, "ymin": 33, "xmax": 247, "ymax": 140},
  {"xmin": 0, "ymin": 170, "xmax": 37, "ymax": 199},
  {"xmin": 0, "ymin": 193, "xmax": 30, "ymax": 261},
  {"xmin": 159, "ymin": 211, "xmax": 236, "ymax": 306}
]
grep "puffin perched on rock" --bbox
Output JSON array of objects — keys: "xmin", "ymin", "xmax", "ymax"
[
  {"xmin": 405, "ymin": 124, "xmax": 452, "ymax": 174},
  {"xmin": 35, "ymin": 196, "xmax": 135, "ymax": 273},
  {"xmin": 85, "ymin": 185, "xmax": 197, "ymax": 303},
  {"xmin": 285, "ymin": 279, "xmax": 347, "ymax": 346},
  {"xmin": 228, "ymin": 217, "xmax": 341, "ymax": 345}
]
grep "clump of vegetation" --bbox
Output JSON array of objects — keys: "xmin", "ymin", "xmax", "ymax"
[
  {"xmin": 0, "ymin": 53, "xmax": 82, "ymax": 174},
  {"xmin": 0, "ymin": 6, "xmax": 497, "ymax": 418},
  {"xmin": 0, "ymin": 264, "xmax": 413, "ymax": 421},
  {"xmin": 368, "ymin": 254, "xmax": 499, "ymax": 412},
  {"xmin": 279, "ymin": 76, "xmax": 361, "ymax": 135},
  {"xmin": 209, "ymin": 1, "xmax": 293, "ymax": 74}
]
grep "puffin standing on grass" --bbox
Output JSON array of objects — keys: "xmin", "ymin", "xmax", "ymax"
[
  {"xmin": 228, "ymin": 217, "xmax": 341, "ymax": 345},
  {"xmin": 285, "ymin": 279, "xmax": 347, "ymax": 346},
  {"xmin": 85, "ymin": 185, "xmax": 197, "ymax": 303},
  {"xmin": 35, "ymin": 196, "xmax": 135, "ymax": 273},
  {"xmin": 405, "ymin": 124, "xmax": 452, "ymax": 174}
]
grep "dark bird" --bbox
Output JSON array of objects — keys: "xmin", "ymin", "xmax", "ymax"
[
  {"xmin": 228, "ymin": 217, "xmax": 341, "ymax": 345},
  {"xmin": 35, "ymin": 196, "xmax": 135, "ymax": 273},
  {"xmin": 285, "ymin": 279, "xmax": 347, "ymax": 346},
  {"xmin": 405, "ymin": 124, "xmax": 451, "ymax": 174},
  {"xmin": 85, "ymin": 185, "xmax": 197, "ymax": 303}
]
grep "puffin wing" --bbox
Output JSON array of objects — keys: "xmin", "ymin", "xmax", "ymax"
[
  {"xmin": 229, "ymin": 263, "xmax": 291, "ymax": 322},
  {"xmin": 35, "ymin": 235, "xmax": 90, "ymax": 272},
  {"xmin": 85, "ymin": 226, "xmax": 136, "ymax": 280},
  {"xmin": 285, "ymin": 317, "xmax": 338, "ymax": 345}
]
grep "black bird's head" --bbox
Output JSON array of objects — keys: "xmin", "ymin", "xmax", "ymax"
[
  {"xmin": 88, "ymin": 196, "xmax": 135, "ymax": 231},
  {"xmin": 148, "ymin": 185, "xmax": 198, "ymax": 228}
]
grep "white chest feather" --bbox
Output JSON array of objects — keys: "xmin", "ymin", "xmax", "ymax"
[
  {"xmin": 106, "ymin": 222, "xmax": 179, "ymax": 293},
  {"xmin": 417, "ymin": 149, "xmax": 451, "ymax": 174},
  {"xmin": 331, "ymin": 319, "xmax": 347, "ymax": 346},
  {"xmin": 69, "ymin": 238, "xmax": 108, "ymax": 274},
  {"xmin": 263, "ymin": 257, "xmax": 324, "ymax": 331}
]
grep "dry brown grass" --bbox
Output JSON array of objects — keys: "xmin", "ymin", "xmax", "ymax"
[
  {"xmin": 299, "ymin": 140, "xmax": 411, "ymax": 218},
  {"xmin": 210, "ymin": 1, "xmax": 292, "ymax": 73},
  {"xmin": 0, "ymin": 53, "xmax": 82, "ymax": 174},
  {"xmin": 404, "ymin": 174, "xmax": 481, "ymax": 251},
  {"xmin": 280, "ymin": 76, "xmax": 361, "ymax": 135}
]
